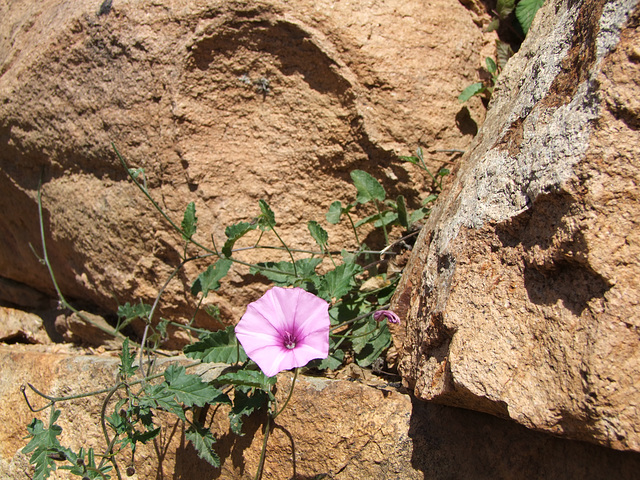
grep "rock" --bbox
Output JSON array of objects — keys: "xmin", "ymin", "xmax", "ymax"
[
  {"xmin": 0, "ymin": 0, "xmax": 493, "ymax": 345},
  {"xmin": 0, "ymin": 306, "xmax": 53, "ymax": 344},
  {"xmin": 2, "ymin": 346, "xmax": 640, "ymax": 479},
  {"xmin": 391, "ymin": 0, "xmax": 640, "ymax": 452},
  {"xmin": 54, "ymin": 310, "xmax": 123, "ymax": 349}
]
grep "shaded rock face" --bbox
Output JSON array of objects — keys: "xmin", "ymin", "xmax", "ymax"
[
  {"xmin": 392, "ymin": 0, "xmax": 640, "ymax": 452},
  {"xmin": 3, "ymin": 347, "xmax": 640, "ymax": 479},
  {"xmin": 0, "ymin": 0, "xmax": 491, "ymax": 344}
]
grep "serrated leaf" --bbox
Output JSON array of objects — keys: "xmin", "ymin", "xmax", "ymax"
[
  {"xmin": 396, "ymin": 195, "xmax": 409, "ymax": 229},
  {"xmin": 191, "ymin": 258, "xmax": 233, "ymax": 297},
  {"xmin": 216, "ymin": 368, "xmax": 278, "ymax": 387},
  {"xmin": 307, "ymin": 220, "xmax": 328, "ymax": 249},
  {"xmin": 351, "ymin": 318, "xmax": 391, "ymax": 367},
  {"xmin": 326, "ymin": 201, "xmax": 343, "ymax": 224},
  {"xmin": 258, "ymin": 199, "xmax": 276, "ymax": 230},
  {"xmin": 350, "ymin": 170, "xmax": 386, "ymax": 204},
  {"xmin": 250, "ymin": 258, "xmax": 322, "ymax": 286},
  {"xmin": 317, "ymin": 262, "xmax": 363, "ymax": 301},
  {"xmin": 161, "ymin": 364, "xmax": 226, "ymax": 408},
  {"xmin": 222, "ymin": 221, "xmax": 257, "ymax": 257},
  {"xmin": 181, "ymin": 202, "xmax": 197, "ymax": 241},
  {"xmin": 23, "ymin": 411, "xmax": 64, "ymax": 480},
  {"xmin": 496, "ymin": 0, "xmax": 515, "ymax": 18},
  {"xmin": 458, "ymin": 82, "xmax": 486, "ymax": 102},
  {"xmin": 118, "ymin": 338, "xmax": 138, "ymax": 379},
  {"xmin": 516, "ymin": 0, "xmax": 544, "ymax": 34},
  {"xmin": 229, "ymin": 387, "xmax": 269, "ymax": 435},
  {"xmin": 186, "ymin": 423, "xmax": 220, "ymax": 467},
  {"xmin": 117, "ymin": 301, "xmax": 151, "ymax": 323},
  {"xmin": 184, "ymin": 326, "xmax": 247, "ymax": 364},
  {"xmin": 485, "ymin": 57, "xmax": 498, "ymax": 74},
  {"xmin": 496, "ymin": 40, "xmax": 515, "ymax": 69}
]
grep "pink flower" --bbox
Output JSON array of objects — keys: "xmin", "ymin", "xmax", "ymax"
[
  {"xmin": 373, "ymin": 309, "xmax": 401, "ymax": 324},
  {"xmin": 235, "ymin": 287, "xmax": 330, "ymax": 377}
]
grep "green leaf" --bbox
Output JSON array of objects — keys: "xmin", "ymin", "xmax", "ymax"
[
  {"xmin": 22, "ymin": 411, "xmax": 64, "ymax": 480},
  {"xmin": 485, "ymin": 57, "xmax": 497, "ymax": 74},
  {"xmin": 307, "ymin": 220, "xmax": 329, "ymax": 249},
  {"xmin": 258, "ymin": 199, "xmax": 276, "ymax": 230},
  {"xmin": 484, "ymin": 17, "xmax": 500, "ymax": 32},
  {"xmin": 396, "ymin": 195, "xmax": 409, "ymax": 229},
  {"xmin": 422, "ymin": 194, "xmax": 438, "ymax": 205},
  {"xmin": 186, "ymin": 423, "xmax": 220, "ymax": 467},
  {"xmin": 118, "ymin": 338, "xmax": 138, "ymax": 379},
  {"xmin": 162, "ymin": 364, "xmax": 226, "ymax": 408},
  {"xmin": 60, "ymin": 448, "xmax": 112, "ymax": 480},
  {"xmin": 317, "ymin": 262, "xmax": 363, "ymax": 301},
  {"xmin": 350, "ymin": 170, "xmax": 386, "ymax": 204},
  {"xmin": 250, "ymin": 258, "xmax": 322, "ymax": 286},
  {"xmin": 458, "ymin": 82, "xmax": 486, "ymax": 102},
  {"xmin": 222, "ymin": 221, "xmax": 257, "ymax": 257},
  {"xmin": 184, "ymin": 326, "xmax": 247, "ymax": 364},
  {"xmin": 181, "ymin": 202, "xmax": 197, "ymax": 241},
  {"xmin": 496, "ymin": 40, "xmax": 515, "ymax": 69},
  {"xmin": 217, "ymin": 368, "xmax": 278, "ymax": 387},
  {"xmin": 516, "ymin": 0, "xmax": 544, "ymax": 34},
  {"xmin": 229, "ymin": 387, "xmax": 269, "ymax": 435},
  {"xmin": 191, "ymin": 258, "xmax": 233, "ymax": 297},
  {"xmin": 351, "ymin": 318, "xmax": 392, "ymax": 367},
  {"xmin": 373, "ymin": 210, "xmax": 398, "ymax": 228},
  {"xmin": 313, "ymin": 348, "xmax": 345, "ymax": 370},
  {"xmin": 409, "ymin": 207, "xmax": 431, "ymax": 225},
  {"xmin": 398, "ymin": 155, "xmax": 420, "ymax": 165},
  {"xmin": 496, "ymin": 0, "xmax": 515, "ymax": 18},
  {"xmin": 326, "ymin": 201, "xmax": 343, "ymax": 224},
  {"xmin": 117, "ymin": 301, "xmax": 151, "ymax": 323}
]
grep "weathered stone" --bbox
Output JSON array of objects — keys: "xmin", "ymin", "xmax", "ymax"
[
  {"xmin": 2, "ymin": 347, "xmax": 640, "ymax": 479},
  {"xmin": 0, "ymin": 306, "xmax": 53, "ymax": 344},
  {"xmin": 392, "ymin": 0, "xmax": 640, "ymax": 452},
  {"xmin": 0, "ymin": 0, "xmax": 492, "ymax": 346}
]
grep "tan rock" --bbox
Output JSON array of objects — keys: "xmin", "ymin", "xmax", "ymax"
[
  {"xmin": 3, "ymin": 346, "xmax": 640, "ymax": 479},
  {"xmin": 392, "ymin": 0, "xmax": 640, "ymax": 452},
  {"xmin": 0, "ymin": 306, "xmax": 52, "ymax": 345},
  {"xmin": 0, "ymin": 0, "xmax": 492, "ymax": 346}
]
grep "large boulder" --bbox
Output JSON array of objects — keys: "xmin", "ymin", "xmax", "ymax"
[
  {"xmin": 2, "ymin": 346, "xmax": 640, "ymax": 479},
  {"xmin": 0, "ymin": 0, "xmax": 491, "ymax": 343},
  {"xmin": 392, "ymin": 0, "xmax": 640, "ymax": 451}
]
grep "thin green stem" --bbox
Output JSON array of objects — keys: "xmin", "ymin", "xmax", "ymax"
[
  {"xmin": 273, "ymin": 369, "xmax": 298, "ymax": 420},
  {"xmin": 373, "ymin": 199, "xmax": 390, "ymax": 246},
  {"xmin": 344, "ymin": 210, "xmax": 361, "ymax": 245},
  {"xmin": 22, "ymin": 361, "xmax": 202, "ymax": 408},
  {"xmin": 255, "ymin": 414, "xmax": 271, "ymax": 480},
  {"xmin": 113, "ymin": 144, "xmax": 216, "ymax": 255},
  {"xmin": 329, "ymin": 304, "xmax": 390, "ymax": 332},
  {"xmin": 36, "ymin": 180, "xmax": 125, "ymax": 341},
  {"xmin": 267, "ymin": 222, "xmax": 297, "ymax": 277}
]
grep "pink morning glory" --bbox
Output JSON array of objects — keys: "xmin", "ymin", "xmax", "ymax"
[
  {"xmin": 235, "ymin": 287, "xmax": 330, "ymax": 377},
  {"xmin": 373, "ymin": 309, "xmax": 401, "ymax": 324}
]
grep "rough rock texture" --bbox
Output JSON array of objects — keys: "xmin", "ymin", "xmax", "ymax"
[
  {"xmin": 3, "ymin": 346, "xmax": 640, "ymax": 479},
  {"xmin": 0, "ymin": 0, "xmax": 492, "ymax": 344},
  {"xmin": 392, "ymin": 0, "xmax": 640, "ymax": 452}
]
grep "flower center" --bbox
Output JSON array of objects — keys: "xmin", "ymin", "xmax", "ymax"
[{"xmin": 283, "ymin": 331, "xmax": 297, "ymax": 350}]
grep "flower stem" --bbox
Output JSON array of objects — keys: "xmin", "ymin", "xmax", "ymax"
[
  {"xmin": 254, "ymin": 368, "xmax": 299, "ymax": 480},
  {"xmin": 374, "ymin": 199, "xmax": 390, "ymax": 246}
]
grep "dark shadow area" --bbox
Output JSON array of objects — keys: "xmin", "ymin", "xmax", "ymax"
[
  {"xmin": 455, "ymin": 107, "xmax": 478, "ymax": 136},
  {"xmin": 495, "ymin": 192, "xmax": 611, "ymax": 316},
  {"xmin": 409, "ymin": 398, "xmax": 640, "ymax": 479}
]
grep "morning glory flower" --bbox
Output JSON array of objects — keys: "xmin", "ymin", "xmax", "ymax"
[
  {"xmin": 235, "ymin": 287, "xmax": 330, "ymax": 377},
  {"xmin": 373, "ymin": 309, "xmax": 401, "ymax": 324}
]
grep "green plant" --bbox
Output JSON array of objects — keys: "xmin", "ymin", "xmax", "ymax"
[
  {"xmin": 459, "ymin": 0, "xmax": 545, "ymax": 103},
  {"xmin": 21, "ymin": 144, "xmax": 447, "ymax": 479}
]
